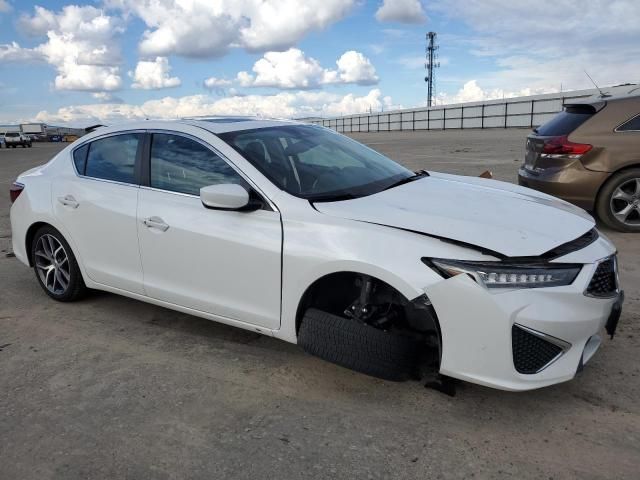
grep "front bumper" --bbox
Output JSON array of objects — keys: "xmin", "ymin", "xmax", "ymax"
[
  {"xmin": 518, "ymin": 163, "xmax": 609, "ymax": 211},
  {"xmin": 424, "ymin": 241, "xmax": 620, "ymax": 391}
]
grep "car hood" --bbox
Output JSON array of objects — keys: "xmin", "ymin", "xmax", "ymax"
[{"xmin": 314, "ymin": 172, "xmax": 595, "ymax": 258}]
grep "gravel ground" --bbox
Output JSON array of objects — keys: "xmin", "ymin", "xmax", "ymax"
[{"xmin": 0, "ymin": 133, "xmax": 638, "ymax": 480}]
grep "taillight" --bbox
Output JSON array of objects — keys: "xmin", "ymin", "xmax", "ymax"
[
  {"xmin": 10, "ymin": 182, "xmax": 24, "ymax": 203},
  {"xmin": 541, "ymin": 135, "xmax": 592, "ymax": 158}
]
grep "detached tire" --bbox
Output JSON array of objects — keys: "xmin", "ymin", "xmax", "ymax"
[{"xmin": 298, "ymin": 308, "xmax": 421, "ymax": 381}]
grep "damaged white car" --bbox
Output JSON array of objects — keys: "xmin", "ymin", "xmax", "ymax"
[{"xmin": 10, "ymin": 119, "xmax": 624, "ymax": 391}]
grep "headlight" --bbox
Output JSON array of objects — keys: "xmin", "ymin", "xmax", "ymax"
[{"xmin": 424, "ymin": 258, "xmax": 581, "ymax": 289}]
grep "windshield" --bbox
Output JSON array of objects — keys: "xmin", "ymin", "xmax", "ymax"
[
  {"xmin": 5, "ymin": 132, "xmax": 19, "ymax": 137},
  {"xmin": 218, "ymin": 125, "xmax": 413, "ymax": 201}
]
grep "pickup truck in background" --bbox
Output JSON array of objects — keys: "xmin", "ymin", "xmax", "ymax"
[{"xmin": 3, "ymin": 132, "xmax": 33, "ymax": 148}]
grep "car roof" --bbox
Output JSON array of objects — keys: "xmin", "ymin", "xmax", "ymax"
[
  {"xmin": 84, "ymin": 117, "xmax": 310, "ymax": 137},
  {"xmin": 566, "ymin": 90, "xmax": 640, "ymax": 109}
]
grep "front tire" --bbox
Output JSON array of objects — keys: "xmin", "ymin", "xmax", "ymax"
[
  {"xmin": 298, "ymin": 308, "xmax": 421, "ymax": 381},
  {"xmin": 31, "ymin": 226, "xmax": 87, "ymax": 301},
  {"xmin": 596, "ymin": 168, "xmax": 640, "ymax": 232}
]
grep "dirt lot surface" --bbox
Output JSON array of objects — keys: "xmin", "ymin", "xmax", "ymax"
[{"xmin": 1, "ymin": 132, "xmax": 638, "ymax": 480}]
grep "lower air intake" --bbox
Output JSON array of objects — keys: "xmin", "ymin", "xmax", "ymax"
[{"xmin": 512, "ymin": 325, "xmax": 564, "ymax": 374}]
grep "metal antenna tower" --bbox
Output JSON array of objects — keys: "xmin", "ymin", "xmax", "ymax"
[{"xmin": 425, "ymin": 32, "xmax": 440, "ymax": 107}]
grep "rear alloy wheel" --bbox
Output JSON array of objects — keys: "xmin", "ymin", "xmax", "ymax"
[
  {"xmin": 31, "ymin": 226, "xmax": 87, "ymax": 301},
  {"xmin": 597, "ymin": 168, "xmax": 640, "ymax": 232}
]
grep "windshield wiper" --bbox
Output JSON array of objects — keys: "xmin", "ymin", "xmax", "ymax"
[{"xmin": 383, "ymin": 170, "xmax": 429, "ymax": 191}]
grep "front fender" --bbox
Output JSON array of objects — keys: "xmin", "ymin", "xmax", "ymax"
[{"xmin": 275, "ymin": 211, "xmax": 495, "ymax": 343}]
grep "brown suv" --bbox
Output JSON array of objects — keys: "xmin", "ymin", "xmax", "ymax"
[{"xmin": 518, "ymin": 93, "xmax": 640, "ymax": 232}]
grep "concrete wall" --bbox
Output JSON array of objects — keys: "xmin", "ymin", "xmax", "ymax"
[{"xmin": 309, "ymin": 84, "xmax": 636, "ymax": 133}]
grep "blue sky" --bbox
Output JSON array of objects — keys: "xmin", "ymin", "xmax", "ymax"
[{"xmin": 1, "ymin": 0, "xmax": 638, "ymax": 126}]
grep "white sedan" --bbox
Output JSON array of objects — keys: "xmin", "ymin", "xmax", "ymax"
[{"xmin": 9, "ymin": 118, "xmax": 624, "ymax": 391}]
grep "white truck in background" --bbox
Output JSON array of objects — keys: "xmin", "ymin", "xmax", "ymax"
[{"xmin": 3, "ymin": 132, "xmax": 32, "ymax": 148}]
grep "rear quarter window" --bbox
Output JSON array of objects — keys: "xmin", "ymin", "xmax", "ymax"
[
  {"xmin": 73, "ymin": 144, "xmax": 89, "ymax": 174},
  {"xmin": 617, "ymin": 114, "xmax": 640, "ymax": 132},
  {"xmin": 535, "ymin": 105, "xmax": 596, "ymax": 136}
]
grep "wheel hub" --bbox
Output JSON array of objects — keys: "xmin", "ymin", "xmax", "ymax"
[
  {"xmin": 34, "ymin": 234, "xmax": 70, "ymax": 295},
  {"xmin": 610, "ymin": 177, "xmax": 640, "ymax": 226}
]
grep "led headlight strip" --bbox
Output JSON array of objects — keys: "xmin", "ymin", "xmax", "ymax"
[{"xmin": 424, "ymin": 258, "xmax": 581, "ymax": 289}]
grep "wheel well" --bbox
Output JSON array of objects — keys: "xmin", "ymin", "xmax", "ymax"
[
  {"xmin": 25, "ymin": 222, "xmax": 50, "ymax": 266},
  {"xmin": 595, "ymin": 163, "xmax": 640, "ymax": 203},
  {"xmin": 295, "ymin": 272, "xmax": 440, "ymax": 342}
]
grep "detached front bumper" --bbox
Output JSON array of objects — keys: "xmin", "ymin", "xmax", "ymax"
[{"xmin": 424, "ymin": 247, "xmax": 621, "ymax": 391}]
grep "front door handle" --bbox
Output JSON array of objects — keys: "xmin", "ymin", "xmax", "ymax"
[
  {"xmin": 143, "ymin": 216, "xmax": 170, "ymax": 232},
  {"xmin": 58, "ymin": 195, "xmax": 79, "ymax": 209}
]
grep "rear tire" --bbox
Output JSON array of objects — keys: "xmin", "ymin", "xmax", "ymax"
[
  {"xmin": 596, "ymin": 168, "xmax": 640, "ymax": 232},
  {"xmin": 298, "ymin": 308, "xmax": 421, "ymax": 381},
  {"xmin": 31, "ymin": 225, "xmax": 87, "ymax": 302}
]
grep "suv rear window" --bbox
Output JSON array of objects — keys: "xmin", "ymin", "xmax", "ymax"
[
  {"xmin": 5, "ymin": 132, "xmax": 19, "ymax": 137},
  {"xmin": 535, "ymin": 105, "xmax": 596, "ymax": 136}
]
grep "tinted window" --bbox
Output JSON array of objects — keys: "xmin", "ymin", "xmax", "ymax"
[
  {"xmin": 5, "ymin": 132, "xmax": 19, "ymax": 137},
  {"xmin": 618, "ymin": 114, "xmax": 640, "ymax": 132},
  {"xmin": 150, "ymin": 134, "xmax": 246, "ymax": 195},
  {"xmin": 219, "ymin": 125, "xmax": 412, "ymax": 201},
  {"xmin": 85, "ymin": 134, "xmax": 141, "ymax": 183},
  {"xmin": 535, "ymin": 106, "xmax": 595, "ymax": 136},
  {"xmin": 73, "ymin": 144, "xmax": 89, "ymax": 174}
]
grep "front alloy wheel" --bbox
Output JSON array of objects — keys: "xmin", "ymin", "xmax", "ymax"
[{"xmin": 31, "ymin": 226, "xmax": 87, "ymax": 301}]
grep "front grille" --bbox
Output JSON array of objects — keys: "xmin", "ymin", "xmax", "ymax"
[
  {"xmin": 512, "ymin": 325, "xmax": 563, "ymax": 374},
  {"xmin": 586, "ymin": 257, "xmax": 618, "ymax": 297}
]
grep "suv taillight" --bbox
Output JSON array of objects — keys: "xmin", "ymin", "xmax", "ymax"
[
  {"xmin": 10, "ymin": 182, "xmax": 24, "ymax": 203},
  {"xmin": 542, "ymin": 135, "xmax": 592, "ymax": 158}
]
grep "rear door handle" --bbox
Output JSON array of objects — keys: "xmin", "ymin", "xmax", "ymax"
[
  {"xmin": 143, "ymin": 216, "xmax": 170, "ymax": 232},
  {"xmin": 58, "ymin": 195, "xmax": 79, "ymax": 209}
]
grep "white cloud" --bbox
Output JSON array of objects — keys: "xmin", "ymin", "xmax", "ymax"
[
  {"xmin": 92, "ymin": 92, "xmax": 124, "ymax": 103},
  {"xmin": 237, "ymin": 48, "xmax": 378, "ymax": 89},
  {"xmin": 237, "ymin": 49, "xmax": 327, "ymax": 89},
  {"xmin": 238, "ymin": 0, "xmax": 356, "ymax": 52},
  {"xmin": 130, "ymin": 57, "xmax": 181, "ymax": 89},
  {"xmin": 204, "ymin": 77, "xmax": 233, "ymax": 89},
  {"xmin": 334, "ymin": 51, "xmax": 378, "ymax": 85},
  {"xmin": 106, "ymin": 0, "xmax": 355, "ymax": 57},
  {"xmin": 433, "ymin": 0, "xmax": 640, "ymax": 92},
  {"xmin": 375, "ymin": 0, "xmax": 426, "ymax": 24},
  {"xmin": 0, "ymin": 0, "xmax": 12, "ymax": 13},
  {"xmin": 11, "ymin": 5, "xmax": 124, "ymax": 91},
  {"xmin": 437, "ymin": 80, "xmax": 554, "ymax": 105},
  {"xmin": 33, "ymin": 89, "xmax": 393, "ymax": 125},
  {"xmin": 0, "ymin": 41, "xmax": 43, "ymax": 62}
]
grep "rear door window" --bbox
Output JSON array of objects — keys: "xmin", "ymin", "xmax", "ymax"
[
  {"xmin": 536, "ymin": 105, "xmax": 595, "ymax": 136},
  {"xmin": 617, "ymin": 114, "xmax": 640, "ymax": 132},
  {"xmin": 85, "ymin": 134, "xmax": 141, "ymax": 184}
]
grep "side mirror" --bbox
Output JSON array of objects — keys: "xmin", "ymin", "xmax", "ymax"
[{"xmin": 200, "ymin": 184, "xmax": 261, "ymax": 211}]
